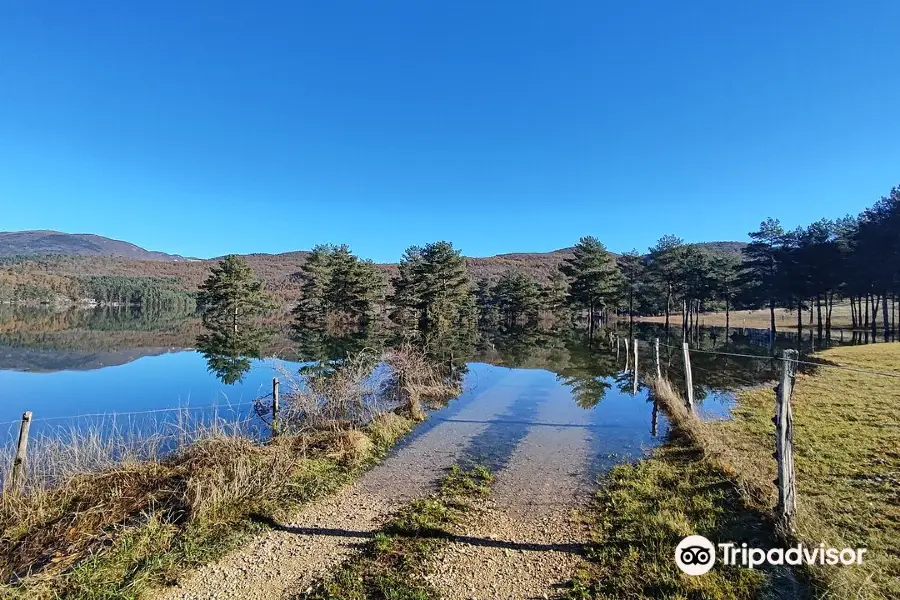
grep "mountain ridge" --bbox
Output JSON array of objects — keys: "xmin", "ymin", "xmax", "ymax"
[
  {"xmin": 0, "ymin": 231, "xmax": 187, "ymax": 261},
  {"xmin": 0, "ymin": 230, "xmax": 745, "ymax": 263}
]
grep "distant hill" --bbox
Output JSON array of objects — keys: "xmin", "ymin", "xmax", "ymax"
[
  {"xmin": 0, "ymin": 231, "xmax": 186, "ymax": 261},
  {"xmin": 0, "ymin": 231, "xmax": 748, "ymax": 303},
  {"xmin": 694, "ymin": 241, "xmax": 748, "ymax": 259}
]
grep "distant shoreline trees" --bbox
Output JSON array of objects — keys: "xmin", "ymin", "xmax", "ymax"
[
  {"xmin": 281, "ymin": 184, "xmax": 900, "ymax": 345},
  {"xmin": 31, "ymin": 184, "xmax": 892, "ymax": 347}
]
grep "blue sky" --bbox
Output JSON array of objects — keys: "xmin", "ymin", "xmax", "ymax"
[{"xmin": 2, "ymin": 1, "xmax": 898, "ymax": 262}]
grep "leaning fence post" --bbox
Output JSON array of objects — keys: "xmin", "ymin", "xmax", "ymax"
[
  {"xmin": 655, "ymin": 338, "xmax": 661, "ymax": 379},
  {"xmin": 682, "ymin": 342, "xmax": 694, "ymax": 409},
  {"xmin": 775, "ymin": 349, "xmax": 798, "ymax": 533},
  {"xmin": 10, "ymin": 411, "xmax": 32, "ymax": 493},
  {"xmin": 633, "ymin": 338, "xmax": 639, "ymax": 395},
  {"xmin": 272, "ymin": 377, "xmax": 280, "ymax": 436}
]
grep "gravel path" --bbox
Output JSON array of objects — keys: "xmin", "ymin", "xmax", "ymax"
[
  {"xmin": 427, "ymin": 384, "xmax": 595, "ymax": 600},
  {"xmin": 155, "ymin": 373, "xmax": 525, "ymax": 600}
]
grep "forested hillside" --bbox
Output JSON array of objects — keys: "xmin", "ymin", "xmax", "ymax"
[{"xmin": 0, "ymin": 237, "xmax": 743, "ymax": 307}]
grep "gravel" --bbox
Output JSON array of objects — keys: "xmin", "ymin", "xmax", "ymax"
[
  {"xmin": 153, "ymin": 373, "xmax": 526, "ymax": 600},
  {"xmin": 426, "ymin": 385, "xmax": 594, "ymax": 600}
]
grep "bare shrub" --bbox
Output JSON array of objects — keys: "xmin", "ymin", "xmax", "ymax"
[{"xmin": 382, "ymin": 340, "xmax": 462, "ymax": 420}]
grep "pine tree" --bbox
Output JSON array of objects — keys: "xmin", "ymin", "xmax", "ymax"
[
  {"xmin": 196, "ymin": 255, "xmax": 275, "ymax": 384},
  {"xmin": 741, "ymin": 218, "xmax": 786, "ymax": 343},
  {"xmin": 560, "ymin": 236, "xmax": 620, "ymax": 336},
  {"xmin": 709, "ymin": 253, "xmax": 741, "ymax": 331},
  {"xmin": 197, "ymin": 255, "xmax": 275, "ymax": 334},
  {"xmin": 293, "ymin": 244, "xmax": 385, "ymax": 328},
  {"xmin": 647, "ymin": 235, "xmax": 685, "ymax": 330},
  {"xmin": 616, "ymin": 250, "xmax": 644, "ymax": 324},
  {"xmin": 293, "ymin": 245, "xmax": 334, "ymax": 326},
  {"xmin": 492, "ymin": 269, "xmax": 541, "ymax": 327},
  {"xmin": 541, "ymin": 270, "xmax": 569, "ymax": 314},
  {"xmin": 390, "ymin": 241, "xmax": 475, "ymax": 333}
]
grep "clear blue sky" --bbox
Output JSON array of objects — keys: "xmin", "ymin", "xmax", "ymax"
[{"xmin": 2, "ymin": 1, "xmax": 898, "ymax": 262}]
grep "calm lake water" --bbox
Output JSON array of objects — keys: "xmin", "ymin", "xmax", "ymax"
[{"xmin": 0, "ymin": 307, "xmax": 875, "ymax": 448}]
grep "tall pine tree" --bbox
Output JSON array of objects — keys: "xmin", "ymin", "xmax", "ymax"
[{"xmin": 560, "ymin": 236, "xmax": 620, "ymax": 336}]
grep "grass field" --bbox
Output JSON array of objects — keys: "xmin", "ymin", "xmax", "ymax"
[
  {"xmin": 637, "ymin": 302, "xmax": 862, "ymax": 330},
  {"xmin": 567, "ymin": 435, "xmax": 792, "ymax": 599},
  {"xmin": 571, "ymin": 342, "xmax": 899, "ymax": 599},
  {"xmin": 712, "ymin": 343, "xmax": 900, "ymax": 598}
]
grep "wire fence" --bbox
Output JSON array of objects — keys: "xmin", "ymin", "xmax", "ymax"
[{"xmin": 613, "ymin": 331, "xmax": 900, "ymax": 536}]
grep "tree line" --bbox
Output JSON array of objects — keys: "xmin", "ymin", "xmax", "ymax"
[{"xmin": 196, "ymin": 185, "xmax": 900, "ymax": 354}]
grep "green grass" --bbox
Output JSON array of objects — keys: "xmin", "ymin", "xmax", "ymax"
[
  {"xmin": 300, "ymin": 465, "xmax": 493, "ymax": 600},
  {"xmin": 566, "ymin": 435, "xmax": 794, "ymax": 600},
  {"xmin": 711, "ymin": 343, "xmax": 900, "ymax": 599}
]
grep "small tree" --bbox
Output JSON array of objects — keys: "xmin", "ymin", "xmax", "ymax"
[{"xmin": 196, "ymin": 255, "xmax": 275, "ymax": 383}]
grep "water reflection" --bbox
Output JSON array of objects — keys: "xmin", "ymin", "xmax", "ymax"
[
  {"xmin": 196, "ymin": 320, "xmax": 273, "ymax": 385},
  {"xmin": 0, "ymin": 304, "xmax": 891, "ymax": 429}
]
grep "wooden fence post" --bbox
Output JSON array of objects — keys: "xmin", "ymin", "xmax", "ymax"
[
  {"xmin": 655, "ymin": 338, "xmax": 661, "ymax": 379},
  {"xmin": 775, "ymin": 349, "xmax": 798, "ymax": 533},
  {"xmin": 633, "ymin": 338, "xmax": 639, "ymax": 395},
  {"xmin": 682, "ymin": 343, "xmax": 694, "ymax": 409},
  {"xmin": 272, "ymin": 378, "xmax": 280, "ymax": 436},
  {"xmin": 10, "ymin": 411, "xmax": 32, "ymax": 493}
]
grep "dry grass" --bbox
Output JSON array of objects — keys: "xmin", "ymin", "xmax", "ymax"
[
  {"xmin": 0, "ymin": 345, "xmax": 457, "ymax": 599},
  {"xmin": 637, "ymin": 301, "xmax": 858, "ymax": 330}
]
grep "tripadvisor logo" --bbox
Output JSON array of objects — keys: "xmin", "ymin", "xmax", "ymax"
[
  {"xmin": 675, "ymin": 536, "xmax": 868, "ymax": 575},
  {"xmin": 675, "ymin": 536, "xmax": 716, "ymax": 575}
]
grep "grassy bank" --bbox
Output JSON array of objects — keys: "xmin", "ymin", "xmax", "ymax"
[
  {"xmin": 567, "ymin": 433, "xmax": 795, "ymax": 599},
  {"xmin": 570, "ymin": 343, "xmax": 899, "ymax": 599},
  {"xmin": 299, "ymin": 465, "xmax": 493, "ymax": 600},
  {"xmin": 0, "ymin": 347, "xmax": 457, "ymax": 600}
]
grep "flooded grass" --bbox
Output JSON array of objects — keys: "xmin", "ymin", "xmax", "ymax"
[
  {"xmin": 592, "ymin": 344, "xmax": 900, "ymax": 600},
  {"xmin": 567, "ymin": 433, "xmax": 789, "ymax": 600}
]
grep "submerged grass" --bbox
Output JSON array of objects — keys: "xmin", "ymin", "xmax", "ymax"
[
  {"xmin": 299, "ymin": 465, "xmax": 493, "ymax": 600},
  {"xmin": 566, "ymin": 434, "xmax": 791, "ymax": 600},
  {"xmin": 0, "ymin": 346, "xmax": 457, "ymax": 600}
]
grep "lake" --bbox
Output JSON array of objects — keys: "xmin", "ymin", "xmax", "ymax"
[{"xmin": 0, "ymin": 306, "xmax": 878, "ymax": 452}]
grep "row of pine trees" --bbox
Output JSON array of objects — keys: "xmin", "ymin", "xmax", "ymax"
[{"xmin": 198, "ymin": 185, "xmax": 900, "ymax": 339}]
